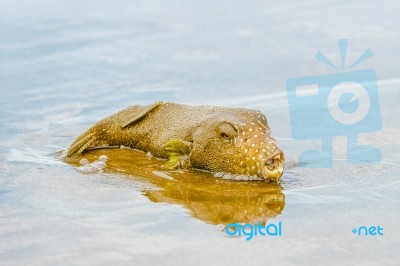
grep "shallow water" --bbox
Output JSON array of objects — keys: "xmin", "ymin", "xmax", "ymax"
[
  {"xmin": 66, "ymin": 149, "xmax": 285, "ymax": 225},
  {"xmin": 1, "ymin": 0, "xmax": 400, "ymax": 265}
]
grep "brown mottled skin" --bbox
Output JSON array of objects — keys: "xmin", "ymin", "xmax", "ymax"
[{"xmin": 65, "ymin": 102, "xmax": 284, "ymax": 181}]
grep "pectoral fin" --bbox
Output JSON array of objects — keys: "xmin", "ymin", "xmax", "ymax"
[
  {"xmin": 164, "ymin": 139, "xmax": 192, "ymax": 170},
  {"xmin": 120, "ymin": 102, "xmax": 162, "ymax": 128}
]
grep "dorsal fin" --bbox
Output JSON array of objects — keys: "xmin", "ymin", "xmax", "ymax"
[{"xmin": 120, "ymin": 102, "xmax": 163, "ymax": 128}]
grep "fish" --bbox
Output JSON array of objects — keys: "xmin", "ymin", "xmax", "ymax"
[{"xmin": 64, "ymin": 102, "xmax": 284, "ymax": 181}]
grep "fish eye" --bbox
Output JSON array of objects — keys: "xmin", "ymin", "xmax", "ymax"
[
  {"xmin": 221, "ymin": 132, "xmax": 231, "ymax": 140},
  {"xmin": 218, "ymin": 122, "xmax": 238, "ymax": 141}
]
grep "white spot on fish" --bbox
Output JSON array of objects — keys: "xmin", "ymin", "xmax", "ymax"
[
  {"xmin": 249, "ymin": 128, "xmax": 253, "ymax": 131},
  {"xmin": 252, "ymin": 156, "xmax": 256, "ymax": 160},
  {"xmin": 251, "ymin": 144, "xmax": 255, "ymax": 148}
]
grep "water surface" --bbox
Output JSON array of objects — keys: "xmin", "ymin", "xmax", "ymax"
[{"xmin": 1, "ymin": 0, "xmax": 400, "ymax": 265}]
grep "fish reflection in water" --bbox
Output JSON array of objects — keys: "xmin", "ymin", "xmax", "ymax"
[{"xmin": 65, "ymin": 148, "xmax": 285, "ymax": 225}]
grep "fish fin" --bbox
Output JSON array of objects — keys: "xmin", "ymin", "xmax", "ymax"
[
  {"xmin": 164, "ymin": 139, "xmax": 192, "ymax": 170},
  {"xmin": 120, "ymin": 102, "xmax": 163, "ymax": 128},
  {"xmin": 64, "ymin": 123, "xmax": 110, "ymax": 158}
]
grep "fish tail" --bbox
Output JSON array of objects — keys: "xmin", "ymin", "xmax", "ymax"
[
  {"xmin": 64, "ymin": 130, "xmax": 97, "ymax": 158},
  {"xmin": 64, "ymin": 122, "xmax": 111, "ymax": 158}
]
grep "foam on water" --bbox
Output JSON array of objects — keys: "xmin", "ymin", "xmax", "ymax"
[
  {"xmin": 214, "ymin": 172, "xmax": 264, "ymax": 181},
  {"xmin": 76, "ymin": 155, "xmax": 108, "ymax": 174},
  {"xmin": 8, "ymin": 147, "xmax": 63, "ymax": 165},
  {"xmin": 152, "ymin": 170, "xmax": 174, "ymax": 180}
]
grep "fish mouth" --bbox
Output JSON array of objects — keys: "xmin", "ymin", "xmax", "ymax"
[{"xmin": 262, "ymin": 152, "xmax": 284, "ymax": 182}]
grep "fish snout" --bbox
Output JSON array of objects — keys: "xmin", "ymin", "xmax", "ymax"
[{"xmin": 262, "ymin": 148, "xmax": 284, "ymax": 181}]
